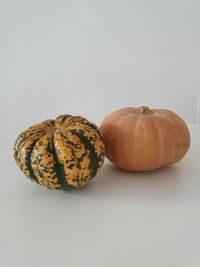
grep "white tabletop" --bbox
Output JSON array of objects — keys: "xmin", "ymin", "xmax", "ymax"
[{"xmin": 1, "ymin": 124, "xmax": 200, "ymax": 267}]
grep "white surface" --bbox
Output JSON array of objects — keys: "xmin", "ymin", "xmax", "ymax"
[
  {"xmin": 197, "ymin": 96, "xmax": 200, "ymax": 123},
  {"xmin": 1, "ymin": 0, "xmax": 200, "ymax": 123},
  {"xmin": 0, "ymin": 124, "xmax": 200, "ymax": 267}
]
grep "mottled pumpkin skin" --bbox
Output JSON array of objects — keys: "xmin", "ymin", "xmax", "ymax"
[{"xmin": 14, "ymin": 115, "xmax": 105, "ymax": 190}]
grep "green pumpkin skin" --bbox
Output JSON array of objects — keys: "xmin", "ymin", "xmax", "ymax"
[{"xmin": 14, "ymin": 115, "xmax": 105, "ymax": 190}]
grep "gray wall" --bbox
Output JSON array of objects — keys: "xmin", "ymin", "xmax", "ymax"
[{"xmin": 1, "ymin": 0, "xmax": 200, "ymax": 140}]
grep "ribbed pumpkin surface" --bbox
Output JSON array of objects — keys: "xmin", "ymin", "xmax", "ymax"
[
  {"xmin": 14, "ymin": 115, "xmax": 105, "ymax": 190},
  {"xmin": 100, "ymin": 107, "xmax": 190, "ymax": 172}
]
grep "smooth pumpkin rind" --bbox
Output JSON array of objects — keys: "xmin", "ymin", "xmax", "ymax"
[{"xmin": 100, "ymin": 107, "xmax": 191, "ymax": 172}]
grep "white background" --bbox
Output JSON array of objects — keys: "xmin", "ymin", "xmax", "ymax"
[
  {"xmin": 1, "ymin": 1, "xmax": 200, "ymax": 267},
  {"xmin": 1, "ymin": 0, "xmax": 200, "ymax": 139}
]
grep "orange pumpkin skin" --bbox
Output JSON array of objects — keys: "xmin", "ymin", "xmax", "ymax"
[{"xmin": 100, "ymin": 106, "xmax": 191, "ymax": 172}]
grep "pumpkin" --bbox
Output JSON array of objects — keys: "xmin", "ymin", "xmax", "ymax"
[
  {"xmin": 14, "ymin": 114, "xmax": 105, "ymax": 190},
  {"xmin": 100, "ymin": 106, "xmax": 190, "ymax": 172}
]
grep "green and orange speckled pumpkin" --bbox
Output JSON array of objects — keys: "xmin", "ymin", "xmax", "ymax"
[{"xmin": 14, "ymin": 115, "xmax": 105, "ymax": 190}]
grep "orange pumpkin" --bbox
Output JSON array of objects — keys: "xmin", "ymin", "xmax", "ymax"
[{"xmin": 100, "ymin": 106, "xmax": 191, "ymax": 171}]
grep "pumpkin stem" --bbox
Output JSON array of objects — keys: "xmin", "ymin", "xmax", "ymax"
[{"xmin": 136, "ymin": 106, "xmax": 153, "ymax": 115}]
